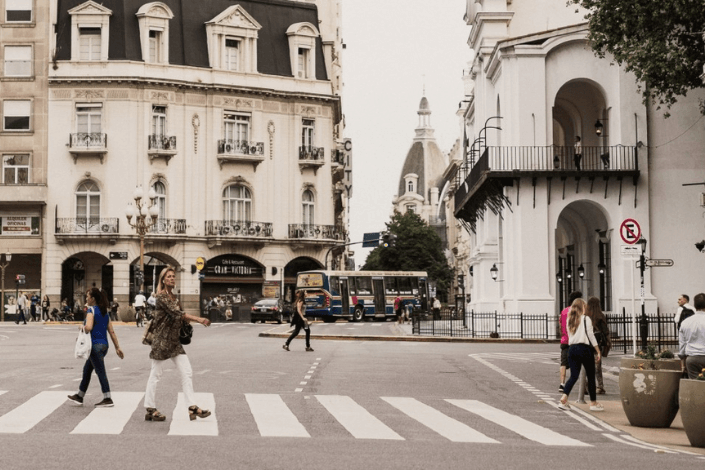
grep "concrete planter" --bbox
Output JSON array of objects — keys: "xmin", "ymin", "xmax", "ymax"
[
  {"xmin": 619, "ymin": 357, "xmax": 681, "ymax": 371},
  {"xmin": 619, "ymin": 367, "xmax": 681, "ymax": 427},
  {"xmin": 679, "ymin": 379, "xmax": 705, "ymax": 447}
]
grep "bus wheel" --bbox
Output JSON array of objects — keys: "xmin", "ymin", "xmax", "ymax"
[{"xmin": 352, "ymin": 307, "xmax": 364, "ymax": 322}]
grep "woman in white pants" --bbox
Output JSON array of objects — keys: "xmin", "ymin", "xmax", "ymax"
[{"xmin": 144, "ymin": 266, "xmax": 211, "ymax": 422}]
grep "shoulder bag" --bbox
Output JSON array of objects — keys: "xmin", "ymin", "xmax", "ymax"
[
  {"xmin": 179, "ymin": 320, "xmax": 193, "ymax": 345},
  {"xmin": 142, "ymin": 319, "xmax": 155, "ymax": 345}
]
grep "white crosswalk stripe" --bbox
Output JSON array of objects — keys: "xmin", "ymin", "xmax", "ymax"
[
  {"xmin": 0, "ymin": 391, "xmax": 69, "ymax": 434},
  {"xmin": 447, "ymin": 400, "xmax": 590, "ymax": 447},
  {"xmin": 469, "ymin": 352, "xmax": 560, "ymax": 365},
  {"xmin": 316, "ymin": 395, "xmax": 403, "ymax": 440},
  {"xmin": 71, "ymin": 392, "xmax": 145, "ymax": 435},
  {"xmin": 0, "ymin": 390, "xmax": 593, "ymax": 446},
  {"xmin": 246, "ymin": 393, "xmax": 309, "ymax": 437}
]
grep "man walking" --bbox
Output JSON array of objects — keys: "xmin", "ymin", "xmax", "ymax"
[
  {"xmin": 559, "ymin": 291, "xmax": 582, "ymax": 392},
  {"xmin": 679, "ymin": 293, "xmax": 705, "ymax": 379},
  {"xmin": 675, "ymin": 294, "xmax": 694, "ymax": 331},
  {"xmin": 133, "ymin": 291, "xmax": 146, "ymax": 327}
]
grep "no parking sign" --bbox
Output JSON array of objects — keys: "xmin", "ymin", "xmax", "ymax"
[{"xmin": 620, "ymin": 219, "xmax": 641, "ymax": 245}]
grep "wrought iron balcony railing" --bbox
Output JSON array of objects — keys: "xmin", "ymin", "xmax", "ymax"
[
  {"xmin": 218, "ymin": 140, "xmax": 265, "ymax": 156},
  {"xmin": 148, "ymin": 135, "xmax": 177, "ymax": 151},
  {"xmin": 55, "ymin": 217, "xmax": 119, "ymax": 234},
  {"xmin": 299, "ymin": 146, "xmax": 325, "ymax": 161},
  {"xmin": 205, "ymin": 220, "xmax": 273, "ymax": 238},
  {"xmin": 331, "ymin": 149, "xmax": 346, "ymax": 166},
  {"xmin": 288, "ymin": 224, "xmax": 345, "ymax": 241},
  {"xmin": 150, "ymin": 218, "xmax": 186, "ymax": 235},
  {"xmin": 69, "ymin": 133, "xmax": 107, "ymax": 148}
]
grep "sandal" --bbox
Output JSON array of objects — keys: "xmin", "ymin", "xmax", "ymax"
[
  {"xmin": 189, "ymin": 405, "xmax": 211, "ymax": 421},
  {"xmin": 145, "ymin": 408, "xmax": 166, "ymax": 422}
]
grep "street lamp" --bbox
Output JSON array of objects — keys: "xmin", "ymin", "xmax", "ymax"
[
  {"xmin": 577, "ymin": 264, "xmax": 585, "ymax": 279},
  {"xmin": 490, "ymin": 263, "xmax": 499, "ymax": 281},
  {"xmin": 0, "ymin": 251, "xmax": 12, "ymax": 322},
  {"xmin": 598, "ymin": 261, "xmax": 606, "ymax": 275},
  {"xmin": 125, "ymin": 186, "xmax": 159, "ymax": 293}
]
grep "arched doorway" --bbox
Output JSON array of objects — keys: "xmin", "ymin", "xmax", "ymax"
[
  {"xmin": 284, "ymin": 257, "xmax": 323, "ymax": 303},
  {"xmin": 556, "ymin": 200, "xmax": 612, "ymax": 313},
  {"xmin": 61, "ymin": 252, "xmax": 111, "ymax": 319},
  {"xmin": 200, "ymin": 254, "xmax": 265, "ymax": 322},
  {"xmin": 128, "ymin": 252, "xmax": 179, "ymax": 300}
]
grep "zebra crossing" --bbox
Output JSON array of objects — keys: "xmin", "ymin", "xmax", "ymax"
[
  {"xmin": 0, "ymin": 389, "xmax": 594, "ymax": 446},
  {"xmin": 470, "ymin": 352, "xmax": 561, "ymax": 365}
]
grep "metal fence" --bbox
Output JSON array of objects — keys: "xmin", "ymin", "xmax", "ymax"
[{"xmin": 412, "ymin": 306, "xmax": 679, "ymax": 349}]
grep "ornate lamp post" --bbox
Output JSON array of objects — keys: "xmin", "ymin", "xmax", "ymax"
[
  {"xmin": 125, "ymin": 186, "xmax": 159, "ymax": 293},
  {"xmin": 0, "ymin": 251, "xmax": 12, "ymax": 322}
]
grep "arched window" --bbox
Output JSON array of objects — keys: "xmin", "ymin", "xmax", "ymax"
[
  {"xmin": 152, "ymin": 181, "xmax": 166, "ymax": 231},
  {"xmin": 223, "ymin": 184, "xmax": 251, "ymax": 222},
  {"xmin": 75, "ymin": 180, "xmax": 100, "ymax": 228},
  {"xmin": 407, "ymin": 180, "xmax": 414, "ymax": 193},
  {"xmin": 302, "ymin": 190, "xmax": 315, "ymax": 226}
]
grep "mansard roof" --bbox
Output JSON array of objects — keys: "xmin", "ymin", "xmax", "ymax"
[{"xmin": 55, "ymin": 0, "xmax": 328, "ymax": 80}]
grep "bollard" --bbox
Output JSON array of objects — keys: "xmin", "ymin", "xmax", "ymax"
[
  {"xmin": 639, "ymin": 313, "xmax": 649, "ymax": 351},
  {"xmin": 575, "ymin": 368, "xmax": 587, "ymax": 404}
]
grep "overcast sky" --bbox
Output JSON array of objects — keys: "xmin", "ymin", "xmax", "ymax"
[{"xmin": 341, "ymin": 1, "xmax": 472, "ymax": 267}]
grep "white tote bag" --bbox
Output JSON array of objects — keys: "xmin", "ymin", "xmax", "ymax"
[{"xmin": 74, "ymin": 328, "xmax": 91, "ymax": 359}]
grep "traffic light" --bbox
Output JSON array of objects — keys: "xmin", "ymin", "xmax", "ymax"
[
  {"xmin": 15, "ymin": 274, "xmax": 25, "ymax": 285},
  {"xmin": 380, "ymin": 232, "xmax": 396, "ymax": 248},
  {"xmin": 457, "ymin": 274, "xmax": 465, "ymax": 285}
]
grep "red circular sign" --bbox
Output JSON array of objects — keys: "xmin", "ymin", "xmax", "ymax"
[{"xmin": 620, "ymin": 218, "xmax": 641, "ymax": 244}]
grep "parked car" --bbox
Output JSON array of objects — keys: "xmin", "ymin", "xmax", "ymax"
[{"xmin": 250, "ymin": 298, "xmax": 291, "ymax": 324}]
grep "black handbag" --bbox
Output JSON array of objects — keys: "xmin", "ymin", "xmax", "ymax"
[{"xmin": 179, "ymin": 321, "xmax": 193, "ymax": 345}]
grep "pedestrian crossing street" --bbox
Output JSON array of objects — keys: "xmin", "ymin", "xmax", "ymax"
[{"xmin": 0, "ymin": 390, "xmax": 589, "ymax": 446}]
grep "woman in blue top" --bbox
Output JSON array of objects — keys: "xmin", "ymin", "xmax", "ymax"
[{"xmin": 68, "ymin": 287, "xmax": 124, "ymax": 407}]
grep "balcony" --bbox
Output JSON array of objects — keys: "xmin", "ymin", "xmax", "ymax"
[
  {"xmin": 288, "ymin": 224, "xmax": 345, "ymax": 241},
  {"xmin": 0, "ymin": 167, "xmax": 47, "ymax": 203},
  {"xmin": 147, "ymin": 135, "xmax": 177, "ymax": 164},
  {"xmin": 69, "ymin": 133, "xmax": 108, "ymax": 163},
  {"xmin": 55, "ymin": 217, "xmax": 119, "ymax": 244},
  {"xmin": 331, "ymin": 148, "xmax": 345, "ymax": 182},
  {"xmin": 453, "ymin": 145, "xmax": 639, "ymax": 232},
  {"xmin": 216, "ymin": 139, "xmax": 265, "ymax": 170},
  {"xmin": 204, "ymin": 220, "xmax": 273, "ymax": 247},
  {"xmin": 150, "ymin": 218, "xmax": 187, "ymax": 235},
  {"xmin": 299, "ymin": 146, "xmax": 325, "ymax": 174}
]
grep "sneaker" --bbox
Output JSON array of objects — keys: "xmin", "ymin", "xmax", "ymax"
[
  {"xmin": 67, "ymin": 394, "xmax": 83, "ymax": 405},
  {"xmin": 589, "ymin": 404, "xmax": 604, "ymax": 411},
  {"xmin": 558, "ymin": 384, "xmax": 565, "ymax": 393},
  {"xmin": 95, "ymin": 398, "xmax": 114, "ymax": 408},
  {"xmin": 305, "ymin": 347, "xmax": 314, "ymax": 352},
  {"xmin": 282, "ymin": 344, "xmax": 289, "ymax": 351},
  {"xmin": 557, "ymin": 401, "xmax": 571, "ymax": 411}
]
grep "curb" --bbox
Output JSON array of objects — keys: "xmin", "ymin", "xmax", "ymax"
[{"xmin": 259, "ymin": 331, "xmax": 560, "ymax": 343}]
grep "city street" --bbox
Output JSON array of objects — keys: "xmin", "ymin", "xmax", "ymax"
[{"xmin": 0, "ymin": 322, "xmax": 703, "ymax": 470}]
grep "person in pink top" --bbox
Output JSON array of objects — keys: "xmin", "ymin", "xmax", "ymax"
[{"xmin": 559, "ymin": 291, "xmax": 582, "ymax": 393}]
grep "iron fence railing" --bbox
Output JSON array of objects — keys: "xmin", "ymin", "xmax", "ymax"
[
  {"xmin": 69, "ymin": 133, "xmax": 107, "ymax": 148},
  {"xmin": 150, "ymin": 218, "xmax": 186, "ymax": 235},
  {"xmin": 205, "ymin": 220, "xmax": 273, "ymax": 238},
  {"xmin": 217, "ymin": 140, "xmax": 265, "ymax": 156},
  {"xmin": 55, "ymin": 217, "xmax": 119, "ymax": 234},
  {"xmin": 148, "ymin": 134, "xmax": 177, "ymax": 151},
  {"xmin": 606, "ymin": 309, "xmax": 678, "ymax": 354},
  {"xmin": 288, "ymin": 224, "xmax": 345, "ymax": 240},
  {"xmin": 299, "ymin": 146, "xmax": 325, "ymax": 161}
]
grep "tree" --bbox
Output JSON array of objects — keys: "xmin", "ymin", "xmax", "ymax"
[
  {"xmin": 362, "ymin": 211, "xmax": 453, "ymax": 299},
  {"xmin": 568, "ymin": 0, "xmax": 705, "ymax": 115}
]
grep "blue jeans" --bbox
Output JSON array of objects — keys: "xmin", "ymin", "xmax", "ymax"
[
  {"xmin": 79, "ymin": 343, "xmax": 111, "ymax": 398},
  {"xmin": 563, "ymin": 343, "xmax": 596, "ymax": 401}
]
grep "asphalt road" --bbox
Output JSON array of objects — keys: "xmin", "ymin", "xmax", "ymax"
[{"xmin": 0, "ymin": 322, "xmax": 703, "ymax": 470}]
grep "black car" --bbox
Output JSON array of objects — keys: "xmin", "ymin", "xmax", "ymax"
[{"xmin": 250, "ymin": 298, "xmax": 291, "ymax": 324}]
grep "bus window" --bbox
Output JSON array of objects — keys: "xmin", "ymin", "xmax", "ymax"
[
  {"xmin": 329, "ymin": 276, "xmax": 340, "ymax": 296},
  {"xmin": 348, "ymin": 277, "xmax": 357, "ymax": 296},
  {"xmin": 411, "ymin": 277, "xmax": 419, "ymax": 295},
  {"xmin": 396, "ymin": 277, "xmax": 412, "ymax": 295},
  {"xmin": 385, "ymin": 277, "xmax": 397, "ymax": 295},
  {"xmin": 355, "ymin": 276, "xmax": 372, "ymax": 295}
]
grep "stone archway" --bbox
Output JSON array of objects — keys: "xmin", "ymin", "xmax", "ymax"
[
  {"xmin": 61, "ymin": 251, "xmax": 111, "ymax": 317},
  {"xmin": 283, "ymin": 257, "xmax": 323, "ymax": 302},
  {"xmin": 556, "ymin": 200, "xmax": 612, "ymax": 312},
  {"xmin": 128, "ymin": 252, "xmax": 180, "ymax": 297}
]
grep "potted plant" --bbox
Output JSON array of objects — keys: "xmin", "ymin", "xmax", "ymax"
[
  {"xmin": 619, "ymin": 344, "xmax": 682, "ymax": 427},
  {"xmin": 620, "ymin": 344, "xmax": 681, "ymax": 371},
  {"xmin": 679, "ymin": 368, "xmax": 705, "ymax": 447}
]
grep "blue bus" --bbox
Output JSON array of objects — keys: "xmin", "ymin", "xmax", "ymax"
[{"xmin": 295, "ymin": 270, "xmax": 429, "ymax": 322}]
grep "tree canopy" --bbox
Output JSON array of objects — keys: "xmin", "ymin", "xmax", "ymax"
[
  {"xmin": 568, "ymin": 0, "xmax": 705, "ymax": 115},
  {"xmin": 362, "ymin": 211, "xmax": 453, "ymax": 299}
]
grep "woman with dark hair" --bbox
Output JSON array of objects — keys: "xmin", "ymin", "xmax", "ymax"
[
  {"xmin": 283, "ymin": 290, "xmax": 313, "ymax": 352},
  {"xmin": 586, "ymin": 297, "xmax": 610, "ymax": 394},
  {"xmin": 144, "ymin": 266, "xmax": 211, "ymax": 422},
  {"xmin": 41, "ymin": 294, "xmax": 50, "ymax": 322},
  {"xmin": 558, "ymin": 298, "xmax": 603, "ymax": 411},
  {"xmin": 67, "ymin": 287, "xmax": 123, "ymax": 407}
]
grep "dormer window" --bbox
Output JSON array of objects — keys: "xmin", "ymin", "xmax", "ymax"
[
  {"xmin": 408, "ymin": 181, "xmax": 414, "ymax": 193},
  {"xmin": 404, "ymin": 173, "xmax": 419, "ymax": 195},
  {"xmin": 206, "ymin": 5, "xmax": 261, "ymax": 73},
  {"xmin": 136, "ymin": 3, "xmax": 174, "ymax": 64},
  {"xmin": 69, "ymin": 1, "xmax": 112, "ymax": 62},
  {"xmin": 287, "ymin": 23, "xmax": 319, "ymax": 80}
]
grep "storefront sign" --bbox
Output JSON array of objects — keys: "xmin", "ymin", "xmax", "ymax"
[
  {"xmin": 0, "ymin": 216, "xmax": 39, "ymax": 236},
  {"xmin": 204, "ymin": 255, "xmax": 263, "ymax": 278}
]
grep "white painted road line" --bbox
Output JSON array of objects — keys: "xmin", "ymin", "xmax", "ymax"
[
  {"xmin": 316, "ymin": 395, "xmax": 403, "ymax": 440},
  {"xmin": 0, "ymin": 391, "xmax": 69, "ymax": 433},
  {"xmin": 447, "ymin": 400, "xmax": 590, "ymax": 447},
  {"xmin": 246, "ymin": 394, "xmax": 309, "ymax": 437},
  {"xmin": 168, "ymin": 392, "xmax": 217, "ymax": 436},
  {"xmin": 71, "ymin": 392, "xmax": 144, "ymax": 435},
  {"xmin": 382, "ymin": 397, "xmax": 498, "ymax": 443}
]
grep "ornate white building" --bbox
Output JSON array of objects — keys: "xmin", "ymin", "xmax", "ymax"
[
  {"xmin": 44, "ymin": 0, "xmax": 349, "ymax": 318},
  {"xmin": 452, "ymin": 0, "xmax": 705, "ymax": 316}
]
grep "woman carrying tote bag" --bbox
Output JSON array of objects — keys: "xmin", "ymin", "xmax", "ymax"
[{"xmin": 143, "ymin": 266, "xmax": 211, "ymax": 422}]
